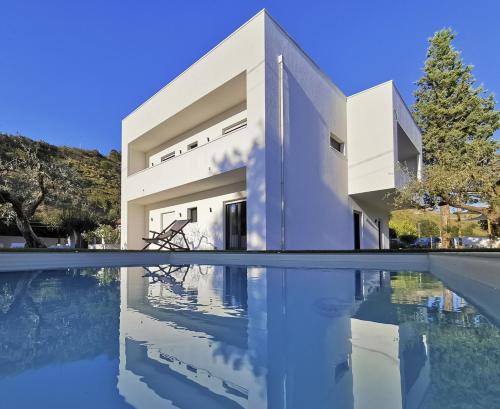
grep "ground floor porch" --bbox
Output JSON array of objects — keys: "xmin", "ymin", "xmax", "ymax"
[{"xmin": 122, "ymin": 169, "xmax": 391, "ymax": 251}]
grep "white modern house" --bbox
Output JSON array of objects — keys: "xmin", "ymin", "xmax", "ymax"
[{"xmin": 121, "ymin": 9, "xmax": 422, "ymax": 251}]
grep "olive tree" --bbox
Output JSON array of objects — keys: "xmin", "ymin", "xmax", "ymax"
[{"xmin": 0, "ymin": 140, "xmax": 75, "ymax": 248}]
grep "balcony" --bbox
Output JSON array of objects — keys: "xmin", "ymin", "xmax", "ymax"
[
  {"xmin": 125, "ymin": 126, "xmax": 251, "ymax": 204},
  {"xmin": 347, "ymin": 81, "xmax": 422, "ymax": 211}
]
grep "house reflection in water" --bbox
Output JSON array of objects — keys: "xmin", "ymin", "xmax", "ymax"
[{"xmin": 118, "ymin": 267, "xmax": 440, "ymax": 409}]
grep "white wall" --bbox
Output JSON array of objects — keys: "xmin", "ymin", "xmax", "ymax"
[
  {"xmin": 347, "ymin": 81, "xmax": 396, "ymax": 196},
  {"xmin": 392, "ymin": 86, "xmax": 422, "ymax": 180},
  {"xmin": 121, "ymin": 10, "xmax": 420, "ymax": 251},
  {"xmin": 264, "ymin": 14, "xmax": 352, "ymax": 250},
  {"xmin": 350, "ymin": 198, "xmax": 390, "ymax": 250},
  {"xmin": 122, "ymin": 11, "xmax": 267, "ymax": 250},
  {"xmin": 0, "ymin": 235, "xmax": 67, "ymax": 249},
  {"xmin": 146, "ymin": 182, "xmax": 246, "ymax": 250},
  {"xmin": 146, "ymin": 104, "xmax": 247, "ymax": 168}
]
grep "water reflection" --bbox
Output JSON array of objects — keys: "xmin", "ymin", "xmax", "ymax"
[
  {"xmin": 120, "ymin": 266, "xmax": 500, "ymax": 409},
  {"xmin": 0, "ymin": 267, "xmax": 131, "ymax": 409},
  {"xmin": 0, "ymin": 266, "xmax": 499, "ymax": 408}
]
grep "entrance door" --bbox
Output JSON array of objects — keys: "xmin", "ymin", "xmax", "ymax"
[
  {"xmin": 225, "ymin": 201, "xmax": 247, "ymax": 250},
  {"xmin": 353, "ymin": 211, "xmax": 361, "ymax": 250}
]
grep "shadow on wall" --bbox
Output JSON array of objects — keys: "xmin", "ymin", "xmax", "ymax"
[{"xmin": 207, "ymin": 119, "xmax": 267, "ymax": 251}]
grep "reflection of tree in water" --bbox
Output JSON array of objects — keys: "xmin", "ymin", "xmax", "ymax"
[
  {"xmin": 389, "ymin": 272, "xmax": 500, "ymax": 409},
  {"xmin": 0, "ymin": 268, "xmax": 121, "ymax": 377},
  {"xmin": 422, "ymin": 321, "xmax": 500, "ymax": 409}
]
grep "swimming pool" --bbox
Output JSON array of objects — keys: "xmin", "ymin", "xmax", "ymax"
[{"xmin": 0, "ymin": 263, "xmax": 499, "ymax": 408}]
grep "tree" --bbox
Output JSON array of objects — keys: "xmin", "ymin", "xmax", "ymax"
[
  {"xmin": 396, "ymin": 29, "xmax": 500, "ymax": 245},
  {"xmin": 82, "ymin": 224, "xmax": 120, "ymax": 249},
  {"xmin": 51, "ymin": 207, "xmax": 99, "ymax": 248},
  {"xmin": 389, "ymin": 218, "xmax": 418, "ymax": 237},
  {"xmin": 0, "ymin": 139, "xmax": 75, "ymax": 247}
]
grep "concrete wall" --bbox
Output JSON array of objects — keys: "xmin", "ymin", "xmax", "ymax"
[
  {"xmin": 121, "ymin": 9, "xmax": 421, "ymax": 251},
  {"xmin": 264, "ymin": 14, "xmax": 352, "ymax": 250},
  {"xmin": 146, "ymin": 182, "xmax": 246, "ymax": 250},
  {"xmin": 347, "ymin": 82, "xmax": 395, "ymax": 196},
  {"xmin": 146, "ymin": 104, "xmax": 247, "ymax": 168},
  {"xmin": 350, "ymin": 198, "xmax": 390, "ymax": 250},
  {"xmin": 0, "ymin": 236, "xmax": 66, "ymax": 249},
  {"xmin": 122, "ymin": 11, "xmax": 267, "ymax": 250}
]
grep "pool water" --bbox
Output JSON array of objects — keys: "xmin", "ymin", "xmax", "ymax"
[{"xmin": 0, "ymin": 265, "xmax": 499, "ymax": 409}]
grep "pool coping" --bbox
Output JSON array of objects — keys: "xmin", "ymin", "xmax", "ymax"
[
  {"xmin": 1, "ymin": 249, "xmax": 498, "ymax": 325},
  {"xmin": 0, "ymin": 248, "xmax": 497, "ymax": 274}
]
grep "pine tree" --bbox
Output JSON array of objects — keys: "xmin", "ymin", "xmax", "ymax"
[
  {"xmin": 396, "ymin": 29, "xmax": 500, "ymax": 245},
  {"xmin": 414, "ymin": 29, "xmax": 499, "ymax": 167}
]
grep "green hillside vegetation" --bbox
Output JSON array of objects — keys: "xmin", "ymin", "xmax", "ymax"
[
  {"xmin": 390, "ymin": 209, "xmax": 487, "ymax": 239},
  {"xmin": 0, "ymin": 133, "xmax": 120, "ymax": 238}
]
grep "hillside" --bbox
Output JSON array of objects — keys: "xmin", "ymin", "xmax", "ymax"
[
  {"xmin": 0, "ymin": 133, "xmax": 120, "ymax": 236},
  {"xmin": 389, "ymin": 209, "xmax": 487, "ymax": 238}
]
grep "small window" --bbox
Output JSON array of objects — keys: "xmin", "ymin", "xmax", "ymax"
[
  {"xmin": 187, "ymin": 207, "xmax": 198, "ymax": 223},
  {"xmin": 161, "ymin": 152, "xmax": 175, "ymax": 162},
  {"xmin": 187, "ymin": 141, "xmax": 198, "ymax": 150},
  {"xmin": 222, "ymin": 119, "xmax": 247, "ymax": 135},
  {"xmin": 330, "ymin": 134, "xmax": 345, "ymax": 154}
]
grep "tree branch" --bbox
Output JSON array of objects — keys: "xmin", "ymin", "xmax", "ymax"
[
  {"xmin": 447, "ymin": 200, "xmax": 490, "ymax": 216},
  {"xmin": 27, "ymin": 173, "xmax": 46, "ymax": 217}
]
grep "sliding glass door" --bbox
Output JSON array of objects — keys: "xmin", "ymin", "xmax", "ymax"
[{"xmin": 225, "ymin": 201, "xmax": 247, "ymax": 250}]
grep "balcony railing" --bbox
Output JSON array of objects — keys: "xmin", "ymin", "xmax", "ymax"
[
  {"xmin": 124, "ymin": 125, "xmax": 250, "ymax": 202},
  {"xmin": 128, "ymin": 122, "xmax": 247, "ymax": 178}
]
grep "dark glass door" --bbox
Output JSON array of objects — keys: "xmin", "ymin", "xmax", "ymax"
[
  {"xmin": 225, "ymin": 201, "xmax": 247, "ymax": 250},
  {"xmin": 378, "ymin": 219, "xmax": 382, "ymax": 249},
  {"xmin": 353, "ymin": 212, "xmax": 361, "ymax": 250}
]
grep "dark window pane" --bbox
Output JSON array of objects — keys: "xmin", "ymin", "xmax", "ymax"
[
  {"xmin": 330, "ymin": 136, "xmax": 343, "ymax": 153},
  {"xmin": 188, "ymin": 207, "xmax": 197, "ymax": 222}
]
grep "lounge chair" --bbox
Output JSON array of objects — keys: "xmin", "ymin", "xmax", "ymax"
[{"xmin": 142, "ymin": 219, "xmax": 191, "ymax": 251}]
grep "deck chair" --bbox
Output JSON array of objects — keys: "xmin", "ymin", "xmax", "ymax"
[{"xmin": 142, "ymin": 219, "xmax": 191, "ymax": 251}]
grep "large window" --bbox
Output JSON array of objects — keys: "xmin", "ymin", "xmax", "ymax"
[
  {"xmin": 187, "ymin": 207, "xmax": 198, "ymax": 223},
  {"xmin": 330, "ymin": 133, "xmax": 345, "ymax": 154}
]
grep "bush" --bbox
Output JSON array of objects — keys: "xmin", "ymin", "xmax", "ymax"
[{"xmin": 83, "ymin": 224, "xmax": 120, "ymax": 245}]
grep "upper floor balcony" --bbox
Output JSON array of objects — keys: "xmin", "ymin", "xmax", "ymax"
[
  {"xmin": 124, "ymin": 123, "xmax": 251, "ymax": 204},
  {"xmin": 122, "ymin": 72, "xmax": 254, "ymax": 204}
]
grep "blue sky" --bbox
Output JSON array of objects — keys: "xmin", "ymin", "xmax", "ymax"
[{"xmin": 1, "ymin": 0, "xmax": 499, "ymax": 154}]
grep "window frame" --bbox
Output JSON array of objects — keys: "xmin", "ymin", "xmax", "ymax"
[
  {"xmin": 329, "ymin": 133, "xmax": 345, "ymax": 155},
  {"xmin": 187, "ymin": 207, "xmax": 198, "ymax": 223},
  {"xmin": 160, "ymin": 151, "xmax": 175, "ymax": 162},
  {"xmin": 222, "ymin": 119, "xmax": 247, "ymax": 135}
]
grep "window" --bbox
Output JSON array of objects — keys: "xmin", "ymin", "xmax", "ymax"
[
  {"xmin": 187, "ymin": 141, "xmax": 198, "ymax": 150},
  {"xmin": 161, "ymin": 151, "xmax": 175, "ymax": 162},
  {"xmin": 187, "ymin": 207, "xmax": 198, "ymax": 223},
  {"xmin": 222, "ymin": 119, "xmax": 247, "ymax": 135},
  {"xmin": 330, "ymin": 133, "xmax": 345, "ymax": 154}
]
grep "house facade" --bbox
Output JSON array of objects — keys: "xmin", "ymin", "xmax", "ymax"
[{"xmin": 121, "ymin": 10, "xmax": 422, "ymax": 251}]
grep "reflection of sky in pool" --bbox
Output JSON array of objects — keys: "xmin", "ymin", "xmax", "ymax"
[{"xmin": 0, "ymin": 266, "xmax": 499, "ymax": 409}]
